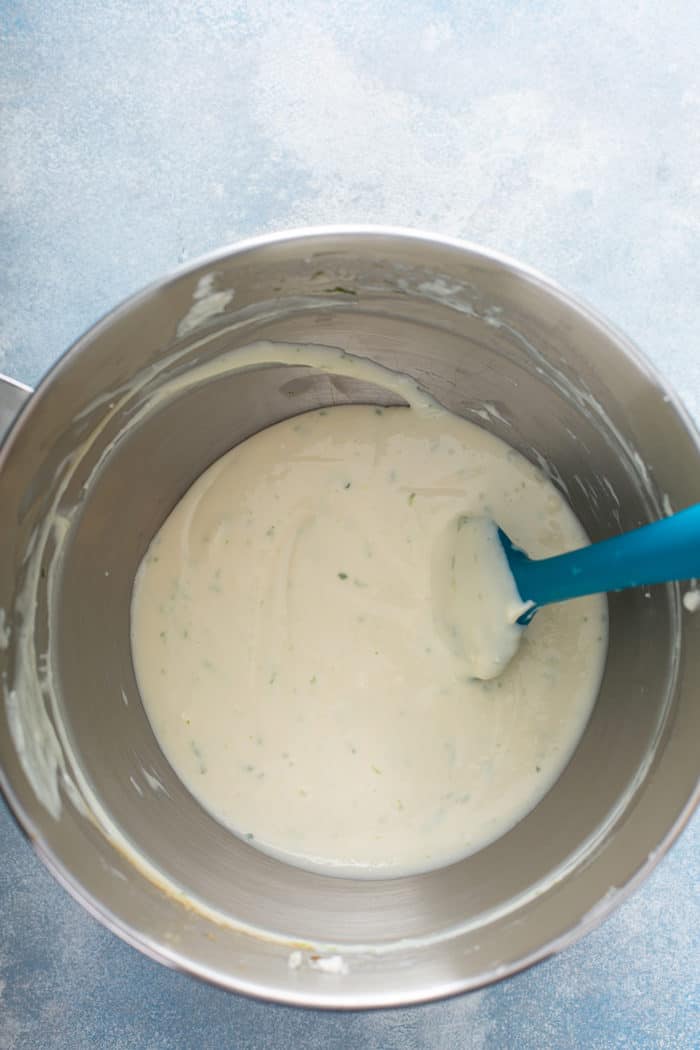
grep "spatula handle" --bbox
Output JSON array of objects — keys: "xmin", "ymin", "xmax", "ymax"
[{"xmin": 503, "ymin": 502, "xmax": 700, "ymax": 608}]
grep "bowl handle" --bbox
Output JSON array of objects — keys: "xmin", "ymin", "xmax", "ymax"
[{"xmin": 0, "ymin": 374, "xmax": 32, "ymax": 444}]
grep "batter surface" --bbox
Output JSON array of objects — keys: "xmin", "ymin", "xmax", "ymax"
[{"xmin": 131, "ymin": 401, "xmax": 607, "ymax": 877}]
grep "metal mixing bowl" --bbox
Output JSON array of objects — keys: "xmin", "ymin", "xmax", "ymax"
[{"xmin": 1, "ymin": 228, "xmax": 698, "ymax": 1009}]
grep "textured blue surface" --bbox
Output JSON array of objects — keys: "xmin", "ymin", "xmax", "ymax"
[{"xmin": 1, "ymin": 2, "xmax": 699, "ymax": 1047}]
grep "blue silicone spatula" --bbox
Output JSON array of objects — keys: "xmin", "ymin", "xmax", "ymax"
[{"xmin": 499, "ymin": 501, "xmax": 700, "ymax": 624}]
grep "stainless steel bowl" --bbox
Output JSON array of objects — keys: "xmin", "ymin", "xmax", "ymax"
[{"xmin": 1, "ymin": 228, "xmax": 699, "ymax": 1009}]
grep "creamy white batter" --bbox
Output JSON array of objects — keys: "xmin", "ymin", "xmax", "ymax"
[
  {"xmin": 433, "ymin": 514, "xmax": 533, "ymax": 681},
  {"xmin": 131, "ymin": 393, "xmax": 607, "ymax": 879}
]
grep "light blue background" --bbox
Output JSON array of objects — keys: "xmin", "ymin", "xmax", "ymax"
[{"xmin": 1, "ymin": 2, "xmax": 699, "ymax": 1047}]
